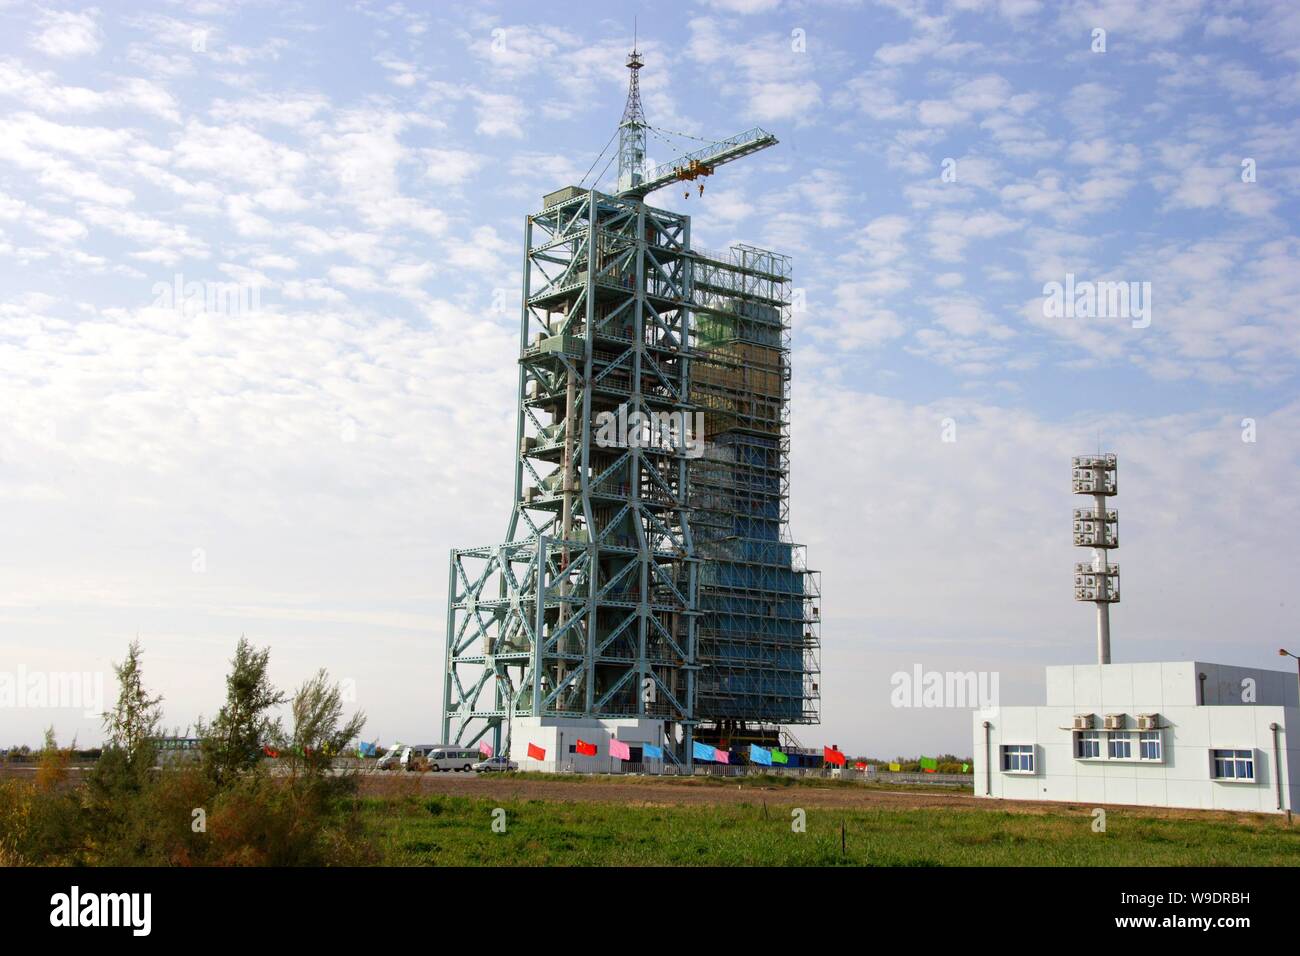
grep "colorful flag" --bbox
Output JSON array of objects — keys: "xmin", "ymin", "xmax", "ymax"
[
  {"xmin": 919, "ymin": 756, "xmax": 938, "ymax": 771},
  {"xmin": 478, "ymin": 739, "xmax": 493, "ymax": 757},
  {"xmin": 692, "ymin": 740, "xmax": 715, "ymax": 762},
  {"xmin": 357, "ymin": 740, "xmax": 377, "ymax": 757},
  {"xmin": 823, "ymin": 746, "xmax": 846, "ymax": 766},
  {"xmin": 609, "ymin": 738, "xmax": 630, "ymax": 761},
  {"xmin": 716, "ymin": 749, "xmax": 730, "ymax": 764},
  {"xmin": 855, "ymin": 761, "xmax": 867, "ymax": 770},
  {"xmin": 527, "ymin": 743, "xmax": 546, "ymax": 760},
  {"xmin": 750, "ymin": 744, "xmax": 772, "ymax": 766},
  {"xmin": 889, "ymin": 762, "xmax": 901, "ymax": 771},
  {"xmin": 575, "ymin": 739, "xmax": 597, "ymax": 757},
  {"xmin": 771, "ymin": 748, "xmax": 788, "ymax": 765},
  {"xmin": 643, "ymin": 744, "xmax": 663, "ymax": 760}
]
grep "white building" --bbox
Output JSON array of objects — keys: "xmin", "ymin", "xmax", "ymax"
[
  {"xmin": 505, "ymin": 716, "xmax": 667, "ymax": 773},
  {"xmin": 973, "ymin": 661, "xmax": 1299, "ymax": 813}
]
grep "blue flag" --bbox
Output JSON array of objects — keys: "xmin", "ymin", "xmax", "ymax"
[
  {"xmin": 750, "ymin": 744, "xmax": 772, "ymax": 766},
  {"xmin": 692, "ymin": 740, "xmax": 715, "ymax": 762},
  {"xmin": 643, "ymin": 744, "xmax": 663, "ymax": 760}
]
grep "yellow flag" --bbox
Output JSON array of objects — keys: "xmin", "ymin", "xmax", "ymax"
[{"xmin": 889, "ymin": 762, "xmax": 900, "ymax": 772}]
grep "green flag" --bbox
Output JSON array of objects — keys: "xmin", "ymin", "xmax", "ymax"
[
  {"xmin": 919, "ymin": 756, "xmax": 938, "ymax": 770},
  {"xmin": 771, "ymin": 748, "xmax": 788, "ymax": 765},
  {"xmin": 962, "ymin": 762, "xmax": 970, "ymax": 773}
]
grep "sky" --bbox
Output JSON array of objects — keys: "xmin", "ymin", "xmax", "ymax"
[{"xmin": 1, "ymin": 0, "xmax": 1298, "ymax": 757}]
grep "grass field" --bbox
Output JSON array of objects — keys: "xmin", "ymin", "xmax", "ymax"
[{"xmin": 357, "ymin": 775, "xmax": 1300, "ymax": 866}]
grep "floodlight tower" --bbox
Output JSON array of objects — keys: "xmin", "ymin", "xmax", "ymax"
[{"xmin": 1072, "ymin": 454, "xmax": 1119, "ymax": 664}]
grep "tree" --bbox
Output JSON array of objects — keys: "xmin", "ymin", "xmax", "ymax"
[
  {"xmin": 101, "ymin": 640, "xmax": 164, "ymax": 772},
  {"xmin": 35, "ymin": 726, "xmax": 73, "ymax": 791},
  {"xmin": 279, "ymin": 670, "xmax": 366, "ymax": 778},
  {"xmin": 199, "ymin": 637, "xmax": 286, "ymax": 785}
]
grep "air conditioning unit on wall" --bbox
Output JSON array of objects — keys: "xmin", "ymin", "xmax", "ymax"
[
  {"xmin": 1072, "ymin": 713, "xmax": 1094, "ymax": 730},
  {"xmin": 1137, "ymin": 714, "xmax": 1159, "ymax": 730},
  {"xmin": 1104, "ymin": 713, "xmax": 1126, "ymax": 731}
]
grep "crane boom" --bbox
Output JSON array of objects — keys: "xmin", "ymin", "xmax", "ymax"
[{"xmin": 616, "ymin": 126, "xmax": 778, "ymax": 199}]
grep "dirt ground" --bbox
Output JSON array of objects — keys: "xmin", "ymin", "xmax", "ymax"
[
  {"xmin": 357, "ymin": 770, "xmax": 1284, "ymax": 824},
  {"xmin": 6, "ymin": 764, "xmax": 1281, "ymax": 825}
]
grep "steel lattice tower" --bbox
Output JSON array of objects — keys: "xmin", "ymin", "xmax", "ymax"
[
  {"xmin": 442, "ymin": 48, "xmax": 820, "ymax": 766},
  {"xmin": 617, "ymin": 48, "xmax": 647, "ymax": 193}
]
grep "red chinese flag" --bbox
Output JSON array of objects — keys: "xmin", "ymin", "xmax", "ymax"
[
  {"xmin": 527, "ymin": 743, "xmax": 546, "ymax": 760},
  {"xmin": 576, "ymin": 739, "xmax": 597, "ymax": 756},
  {"xmin": 824, "ymin": 746, "xmax": 846, "ymax": 766}
]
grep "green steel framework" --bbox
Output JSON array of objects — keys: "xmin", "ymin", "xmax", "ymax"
[
  {"xmin": 441, "ymin": 188, "xmax": 821, "ymax": 764},
  {"xmin": 441, "ymin": 49, "xmax": 819, "ymax": 766}
]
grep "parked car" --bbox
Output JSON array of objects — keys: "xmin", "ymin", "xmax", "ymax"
[{"xmin": 472, "ymin": 756, "xmax": 518, "ymax": 773}]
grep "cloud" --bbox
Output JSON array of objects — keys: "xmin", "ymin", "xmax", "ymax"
[
  {"xmin": 173, "ymin": 120, "xmax": 307, "ymax": 189},
  {"xmin": 209, "ymin": 92, "xmax": 331, "ymax": 126},
  {"xmin": 29, "ymin": 8, "xmax": 103, "ymax": 59},
  {"xmin": 686, "ymin": 17, "xmax": 822, "ymax": 124},
  {"xmin": 1056, "ymin": 0, "xmax": 1205, "ymax": 44},
  {"xmin": 926, "ymin": 210, "xmax": 1020, "ymax": 261},
  {"xmin": 0, "ymin": 58, "xmax": 180, "ymax": 120},
  {"xmin": 469, "ymin": 90, "xmax": 525, "ymax": 138},
  {"xmin": 917, "ymin": 74, "xmax": 1030, "ymax": 128},
  {"xmin": 704, "ymin": 0, "xmax": 782, "ymax": 13}
]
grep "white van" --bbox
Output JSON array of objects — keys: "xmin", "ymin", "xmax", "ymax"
[
  {"xmin": 376, "ymin": 745, "xmax": 411, "ymax": 770},
  {"xmin": 424, "ymin": 747, "xmax": 482, "ymax": 772}
]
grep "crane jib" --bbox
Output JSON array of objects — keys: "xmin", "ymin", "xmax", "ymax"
[{"xmin": 618, "ymin": 128, "xmax": 779, "ymax": 199}]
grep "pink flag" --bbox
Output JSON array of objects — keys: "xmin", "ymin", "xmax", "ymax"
[
  {"xmin": 609, "ymin": 738, "xmax": 630, "ymax": 761},
  {"xmin": 716, "ymin": 748, "xmax": 730, "ymax": 764},
  {"xmin": 478, "ymin": 739, "xmax": 493, "ymax": 757}
]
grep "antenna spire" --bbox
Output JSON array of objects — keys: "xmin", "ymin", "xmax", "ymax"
[{"xmin": 617, "ymin": 39, "xmax": 647, "ymax": 192}]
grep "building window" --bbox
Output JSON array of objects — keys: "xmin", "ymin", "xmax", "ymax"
[
  {"xmin": 1074, "ymin": 731, "xmax": 1101, "ymax": 759},
  {"xmin": 1001, "ymin": 744, "xmax": 1035, "ymax": 773},
  {"xmin": 1107, "ymin": 733, "xmax": 1133, "ymax": 759},
  {"xmin": 1138, "ymin": 731, "xmax": 1162, "ymax": 761},
  {"xmin": 1212, "ymin": 749, "xmax": 1255, "ymax": 781}
]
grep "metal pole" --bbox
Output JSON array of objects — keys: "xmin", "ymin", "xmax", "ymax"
[
  {"xmin": 1094, "ymin": 488, "xmax": 1110, "ymax": 665},
  {"xmin": 983, "ymin": 721, "xmax": 992, "ymax": 796},
  {"xmin": 1271, "ymin": 722, "xmax": 1284, "ymax": 811}
]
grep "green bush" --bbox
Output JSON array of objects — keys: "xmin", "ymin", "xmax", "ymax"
[{"xmin": 0, "ymin": 638, "xmax": 371, "ymax": 867}]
